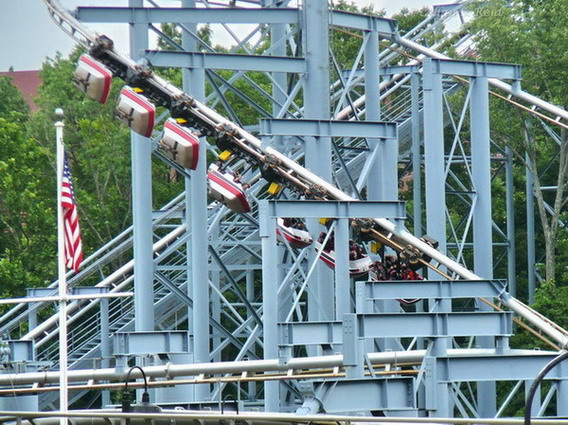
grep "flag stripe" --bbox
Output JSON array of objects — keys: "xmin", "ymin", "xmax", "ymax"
[{"xmin": 61, "ymin": 155, "xmax": 83, "ymax": 272}]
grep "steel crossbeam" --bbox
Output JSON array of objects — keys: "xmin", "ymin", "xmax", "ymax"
[
  {"xmin": 147, "ymin": 51, "xmax": 305, "ymax": 73},
  {"xmin": 260, "ymin": 119, "xmax": 397, "ymax": 138},
  {"xmin": 76, "ymin": 7, "xmax": 299, "ymax": 24},
  {"xmin": 355, "ymin": 280, "xmax": 507, "ymax": 304},
  {"xmin": 279, "ymin": 311, "xmax": 513, "ymax": 346}
]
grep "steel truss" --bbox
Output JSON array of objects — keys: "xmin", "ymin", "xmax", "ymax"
[{"xmin": 1, "ymin": 0, "xmax": 568, "ymax": 420}]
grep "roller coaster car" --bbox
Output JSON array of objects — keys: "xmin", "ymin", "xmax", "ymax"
[
  {"xmin": 160, "ymin": 119, "xmax": 199, "ymax": 170},
  {"xmin": 73, "ymin": 54, "xmax": 113, "ymax": 104},
  {"xmin": 207, "ymin": 164, "xmax": 251, "ymax": 214},
  {"xmin": 115, "ymin": 86, "xmax": 156, "ymax": 137},
  {"xmin": 276, "ymin": 218, "xmax": 313, "ymax": 249},
  {"xmin": 314, "ymin": 241, "xmax": 372, "ymax": 278}
]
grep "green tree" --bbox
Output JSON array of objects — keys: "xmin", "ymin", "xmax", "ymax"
[
  {"xmin": 0, "ymin": 75, "xmax": 29, "ymax": 123},
  {"xmin": 469, "ymin": 0, "xmax": 568, "ymax": 284},
  {"xmin": 0, "ymin": 118, "xmax": 56, "ymax": 298}
]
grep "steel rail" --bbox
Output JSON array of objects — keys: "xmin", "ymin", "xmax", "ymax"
[
  {"xmin": 0, "ymin": 348, "xmax": 517, "ymax": 386},
  {"xmin": 1, "ymin": 409, "xmax": 568, "ymax": 425}
]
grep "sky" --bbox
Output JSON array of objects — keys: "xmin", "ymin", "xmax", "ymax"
[{"xmin": 0, "ymin": 0, "xmax": 443, "ymax": 72}]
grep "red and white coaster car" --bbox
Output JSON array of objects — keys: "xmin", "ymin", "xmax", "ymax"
[
  {"xmin": 160, "ymin": 119, "xmax": 200, "ymax": 170},
  {"xmin": 314, "ymin": 241, "xmax": 372, "ymax": 278},
  {"xmin": 73, "ymin": 54, "xmax": 113, "ymax": 104},
  {"xmin": 207, "ymin": 164, "xmax": 251, "ymax": 214},
  {"xmin": 276, "ymin": 218, "xmax": 313, "ymax": 249},
  {"xmin": 115, "ymin": 86, "xmax": 156, "ymax": 137}
]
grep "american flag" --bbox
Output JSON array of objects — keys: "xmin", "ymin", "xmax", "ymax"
[{"xmin": 61, "ymin": 155, "xmax": 83, "ymax": 272}]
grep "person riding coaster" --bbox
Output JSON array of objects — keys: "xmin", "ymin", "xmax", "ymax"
[
  {"xmin": 315, "ymin": 232, "xmax": 372, "ymax": 278},
  {"xmin": 207, "ymin": 163, "xmax": 251, "ymax": 214},
  {"xmin": 369, "ymin": 254, "xmax": 424, "ymax": 305},
  {"xmin": 276, "ymin": 218, "xmax": 313, "ymax": 249}
]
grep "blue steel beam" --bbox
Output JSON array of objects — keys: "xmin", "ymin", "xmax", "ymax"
[
  {"xmin": 279, "ymin": 311, "xmax": 513, "ymax": 344},
  {"xmin": 260, "ymin": 119, "xmax": 397, "ymax": 138},
  {"xmin": 356, "ymin": 280, "xmax": 506, "ymax": 302},
  {"xmin": 426, "ymin": 59, "xmax": 521, "ymax": 80},
  {"xmin": 382, "ymin": 60, "xmax": 521, "ymax": 80},
  {"xmin": 76, "ymin": 7, "xmax": 299, "ymax": 24},
  {"xmin": 330, "ymin": 10, "xmax": 397, "ymax": 35},
  {"xmin": 439, "ymin": 352, "xmax": 568, "ymax": 382},
  {"xmin": 261, "ymin": 200, "xmax": 406, "ymax": 220},
  {"xmin": 146, "ymin": 51, "xmax": 305, "ymax": 73},
  {"xmin": 314, "ymin": 378, "xmax": 415, "ymax": 412}
]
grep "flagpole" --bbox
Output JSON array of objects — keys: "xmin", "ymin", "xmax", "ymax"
[{"xmin": 55, "ymin": 108, "xmax": 69, "ymax": 424}]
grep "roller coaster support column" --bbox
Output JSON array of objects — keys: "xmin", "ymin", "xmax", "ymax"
[
  {"xmin": 471, "ymin": 74, "xmax": 496, "ymax": 418},
  {"xmin": 364, "ymin": 28, "xmax": 396, "ymax": 201},
  {"xmin": 130, "ymin": 0, "xmax": 154, "ymax": 332},
  {"xmin": 422, "ymin": 58, "xmax": 446, "ymax": 277},
  {"xmin": 335, "ymin": 218, "xmax": 350, "ymax": 318},
  {"xmin": 183, "ymin": 0, "xmax": 209, "ymax": 402},
  {"xmin": 525, "ymin": 150, "xmax": 536, "ymax": 304},
  {"xmin": 506, "ymin": 146, "xmax": 517, "ymax": 296},
  {"xmin": 269, "ymin": 0, "xmax": 287, "ymax": 118},
  {"xmin": 304, "ymin": 0, "xmax": 333, "ymax": 322},
  {"xmin": 411, "ymin": 71, "xmax": 423, "ymax": 238},
  {"xmin": 259, "ymin": 202, "xmax": 280, "ymax": 412}
]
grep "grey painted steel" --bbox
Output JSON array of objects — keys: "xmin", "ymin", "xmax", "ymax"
[
  {"xmin": 280, "ymin": 312, "xmax": 512, "ymax": 344},
  {"xmin": 398, "ymin": 37, "xmax": 568, "ymax": 121},
  {"xmin": 259, "ymin": 119, "xmax": 397, "ymax": 138},
  {"xmin": 423, "ymin": 59, "xmax": 521, "ymax": 80},
  {"xmin": 304, "ymin": 0, "xmax": 333, "ymax": 326},
  {"xmin": 506, "ymin": 146, "xmax": 517, "ymax": 296},
  {"xmin": 21, "ymin": 225, "xmax": 186, "ymax": 343},
  {"xmin": 335, "ymin": 219, "xmax": 351, "ymax": 318},
  {"xmin": 355, "ymin": 280, "xmax": 506, "ymax": 303},
  {"xmin": 364, "ymin": 29, "xmax": 385, "ymax": 201},
  {"xmin": 422, "ymin": 58, "xmax": 447, "ymax": 271},
  {"xmin": 112, "ymin": 331, "xmax": 190, "ymax": 355},
  {"xmin": 436, "ymin": 352, "xmax": 568, "ymax": 382},
  {"xmin": 0, "ymin": 348, "xmax": 550, "ymax": 386},
  {"xmin": 331, "ymin": 11, "xmax": 397, "ymax": 34},
  {"xmin": 71, "ymin": 287, "xmax": 110, "ymax": 405},
  {"xmin": 262, "ymin": 200, "xmax": 406, "ymax": 220},
  {"xmin": 411, "ymin": 72, "xmax": 423, "ymax": 237},
  {"xmin": 35, "ymin": 0, "xmax": 568, "ymax": 416},
  {"xmin": 130, "ymin": 0, "xmax": 154, "ymax": 332},
  {"xmin": 183, "ymin": 0, "xmax": 209, "ymax": 401},
  {"xmin": 470, "ymin": 76, "xmax": 494, "ymax": 279},
  {"xmin": 76, "ymin": 7, "xmax": 299, "ymax": 24},
  {"xmin": 313, "ymin": 378, "xmax": 415, "ymax": 412},
  {"xmin": 470, "ymin": 75, "xmax": 497, "ymax": 417},
  {"xmin": 259, "ymin": 202, "xmax": 280, "ymax": 412},
  {"xmin": 6, "ymin": 341, "xmax": 34, "ymax": 362},
  {"xmin": 147, "ymin": 51, "xmax": 305, "ymax": 73},
  {"xmin": 526, "ymin": 154, "xmax": 536, "ymax": 303}
]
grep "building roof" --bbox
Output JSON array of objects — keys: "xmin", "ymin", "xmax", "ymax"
[{"xmin": 0, "ymin": 70, "xmax": 41, "ymax": 111}]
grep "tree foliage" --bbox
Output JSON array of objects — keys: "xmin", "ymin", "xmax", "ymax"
[
  {"xmin": 469, "ymin": 0, "xmax": 568, "ymax": 284},
  {"xmin": 0, "ymin": 117, "xmax": 55, "ymax": 297}
]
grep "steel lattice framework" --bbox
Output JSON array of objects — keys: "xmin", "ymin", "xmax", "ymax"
[{"xmin": 1, "ymin": 0, "xmax": 568, "ymax": 421}]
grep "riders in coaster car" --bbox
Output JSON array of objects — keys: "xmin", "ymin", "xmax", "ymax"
[{"xmin": 207, "ymin": 163, "xmax": 251, "ymax": 214}]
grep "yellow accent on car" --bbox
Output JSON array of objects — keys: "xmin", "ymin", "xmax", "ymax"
[
  {"xmin": 268, "ymin": 182, "xmax": 282, "ymax": 195},
  {"xmin": 370, "ymin": 241, "xmax": 382, "ymax": 253},
  {"xmin": 219, "ymin": 150, "xmax": 233, "ymax": 161}
]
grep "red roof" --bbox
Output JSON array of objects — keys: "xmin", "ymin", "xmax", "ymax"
[{"xmin": 0, "ymin": 70, "xmax": 41, "ymax": 111}]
